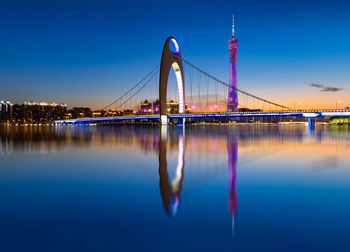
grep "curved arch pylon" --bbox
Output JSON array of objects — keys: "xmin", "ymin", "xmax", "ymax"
[{"xmin": 159, "ymin": 37, "xmax": 185, "ymax": 125}]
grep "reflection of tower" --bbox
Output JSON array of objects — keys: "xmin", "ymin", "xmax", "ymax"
[
  {"xmin": 227, "ymin": 133, "xmax": 238, "ymax": 235},
  {"xmin": 158, "ymin": 127, "xmax": 185, "ymax": 218},
  {"xmin": 227, "ymin": 14, "xmax": 239, "ymax": 112}
]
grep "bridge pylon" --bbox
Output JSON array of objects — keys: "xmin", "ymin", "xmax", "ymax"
[{"xmin": 159, "ymin": 37, "xmax": 186, "ymax": 126}]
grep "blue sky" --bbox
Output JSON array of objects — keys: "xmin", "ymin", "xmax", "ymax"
[{"xmin": 0, "ymin": 0, "xmax": 349, "ymax": 108}]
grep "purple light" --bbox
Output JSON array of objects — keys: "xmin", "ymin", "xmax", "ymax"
[
  {"xmin": 170, "ymin": 38, "xmax": 180, "ymax": 55},
  {"xmin": 227, "ymin": 136, "xmax": 238, "ymax": 215},
  {"xmin": 227, "ymin": 38, "xmax": 239, "ymax": 112}
]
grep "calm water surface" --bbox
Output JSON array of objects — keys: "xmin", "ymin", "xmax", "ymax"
[{"xmin": 0, "ymin": 125, "xmax": 349, "ymax": 251}]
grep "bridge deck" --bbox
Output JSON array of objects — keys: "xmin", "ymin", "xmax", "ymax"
[{"xmin": 54, "ymin": 110, "xmax": 350, "ymax": 125}]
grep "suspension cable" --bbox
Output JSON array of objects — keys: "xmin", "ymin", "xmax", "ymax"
[
  {"xmin": 183, "ymin": 59, "xmax": 290, "ymax": 110},
  {"xmin": 102, "ymin": 65, "xmax": 159, "ymax": 111},
  {"xmin": 115, "ymin": 70, "xmax": 159, "ymax": 110}
]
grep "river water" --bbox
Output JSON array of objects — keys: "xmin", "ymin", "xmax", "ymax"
[{"xmin": 0, "ymin": 125, "xmax": 349, "ymax": 251}]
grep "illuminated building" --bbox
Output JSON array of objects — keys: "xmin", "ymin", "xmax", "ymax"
[
  {"xmin": 7, "ymin": 101, "xmax": 13, "ymax": 122},
  {"xmin": 227, "ymin": 14, "xmax": 239, "ymax": 112},
  {"xmin": 92, "ymin": 110, "xmax": 107, "ymax": 117},
  {"xmin": 12, "ymin": 104, "xmax": 24, "ymax": 123},
  {"xmin": 0, "ymin": 101, "xmax": 6, "ymax": 122},
  {"xmin": 105, "ymin": 109, "xmax": 119, "ymax": 117},
  {"xmin": 23, "ymin": 101, "xmax": 67, "ymax": 123},
  {"xmin": 139, "ymin": 99, "xmax": 189, "ymax": 114},
  {"xmin": 69, "ymin": 107, "xmax": 92, "ymax": 118},
  {"xmin": 0, "ymin": 100, "xmax": 13, "ymax": 123},
  {"xmin": 140, "ymin": 99, "xmax": 159, "ymax": 114}
]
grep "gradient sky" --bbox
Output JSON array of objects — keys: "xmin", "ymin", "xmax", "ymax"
[{"xmin": 1, "ymin": 0, "xmax": 349, "ymax": 109}]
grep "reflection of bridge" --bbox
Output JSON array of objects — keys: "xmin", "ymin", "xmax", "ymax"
[
  {"xmin": 3, "ymin": 124, "xmax": 349, "ymax": 156},
  {"xmin": 54, "ymin": 34, "xmax": 350, "ymax": 129},
  {"xmin": 158, "ymin": 126, "xmax": 238, "ymax": 236}
]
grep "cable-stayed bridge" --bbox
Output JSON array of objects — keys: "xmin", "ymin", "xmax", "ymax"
[{"xmin": 54, "ymin": 37, "xmax": 350, "ymax": 128}]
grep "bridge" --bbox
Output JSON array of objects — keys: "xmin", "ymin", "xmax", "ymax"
[
  {"xmin": 54, "ymin": 110, "xmax": 350, "ymax": 126},
  {"xmin": 54, "ymin": 34, "xmax": 350, "ymax": 129}
]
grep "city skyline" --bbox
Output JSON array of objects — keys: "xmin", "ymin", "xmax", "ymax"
[{"xmin": 1, "ymin": 0, "xmax": 350, "ymax": 109}]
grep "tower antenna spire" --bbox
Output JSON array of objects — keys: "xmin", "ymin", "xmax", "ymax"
[{"xmin": 232, "ymin": 13, "xmax": 235, "ymax": 39}]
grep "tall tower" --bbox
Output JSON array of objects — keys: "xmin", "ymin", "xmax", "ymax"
[{"xmin": 227, "ymin": 14, "xmax": 239, "ymax": 112}]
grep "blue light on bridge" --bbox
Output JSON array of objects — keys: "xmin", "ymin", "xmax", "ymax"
[{"xmin": 54, "ymin": 110, "xmax": 350, "ymax": 126}]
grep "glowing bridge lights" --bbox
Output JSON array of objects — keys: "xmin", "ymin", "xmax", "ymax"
[
  {"xmin": 53, "ymin": 110, "xmax": 350, "ymax": 126},
  {"xmin": 302, "ymin": 112, "xmax": 321, "ymax": 118},
  {"xmin": 172, "ymin": 62, "xmax": 184, "ymax": 113}
]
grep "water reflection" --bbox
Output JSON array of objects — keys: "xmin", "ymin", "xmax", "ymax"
[
  {"xmin": 1, "ymin": 125, "xmax": 349, "ymax": 156},
  {"xmin": 157, "ymin": 127, "xmax": 239, "ymax": 238},
  {"xmin": 227, "ymin": 134, "xmax": 238, "ymax": 236},
  {"xmin": 1, "ymin": 125, "xmax": 350, "ymax": 250},
  {"xmin": 159, "ymin": 127, "xmax": 185, "ymax": 217}
]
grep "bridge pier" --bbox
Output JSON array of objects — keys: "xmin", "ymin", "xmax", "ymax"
[
  {"xmin": 302, "ymin": 112, "xmax": 320, "ymax": 133},
  {"xmin": 161, "ymin": 115, "xmax": 168, "ymax": 126}
]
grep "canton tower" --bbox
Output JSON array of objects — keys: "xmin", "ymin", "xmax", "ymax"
[{"xmin": 227, "ymin": 14, "xmax": 239, "ymax": 112}]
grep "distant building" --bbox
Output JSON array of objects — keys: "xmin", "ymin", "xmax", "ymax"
[
  {"xmin": 105, "ymin": 109, "xmax": 120, "ymax": 117},
  {"xmin": 7, "ymin": 101, "xmax": 13, "ymax": 122},
  {"xmin": 0, "ymin": 100, "xmax": 67, "ymax": 124},
  {"xmin": 23, "ymin": 102, "xmax": 67, "ymax": 123},
  {"xmin": 91, "ymin": 110, "xmax": 105, "ymax": 117},
  {"xmin": 0, "ymin": 100, "xmax": 13, "ymax": 123},
  {"xmin": 12, "ymin": 104, "xmax": 24, "ymax": 123},
  {"xmin": 121, "ymin": 109, "xmax": 133, "ymax": 115},
  {"xmin": 139, "ymin": 99, "xmax": 190, "ymax": 114},
  {"xmin": 167, "ymin": 100, "xmax": 180, "ymax": 114},
  {"xmin": 69, "ymin": 107, "xmax": 92, "ymax": 118},
  {"xmin": 140, "ymin": 99, "xmax": 160, "ymax": 114},
  {"xmin": 0, "ymin": 101, "xmax": 6, "ymax": 122}
]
